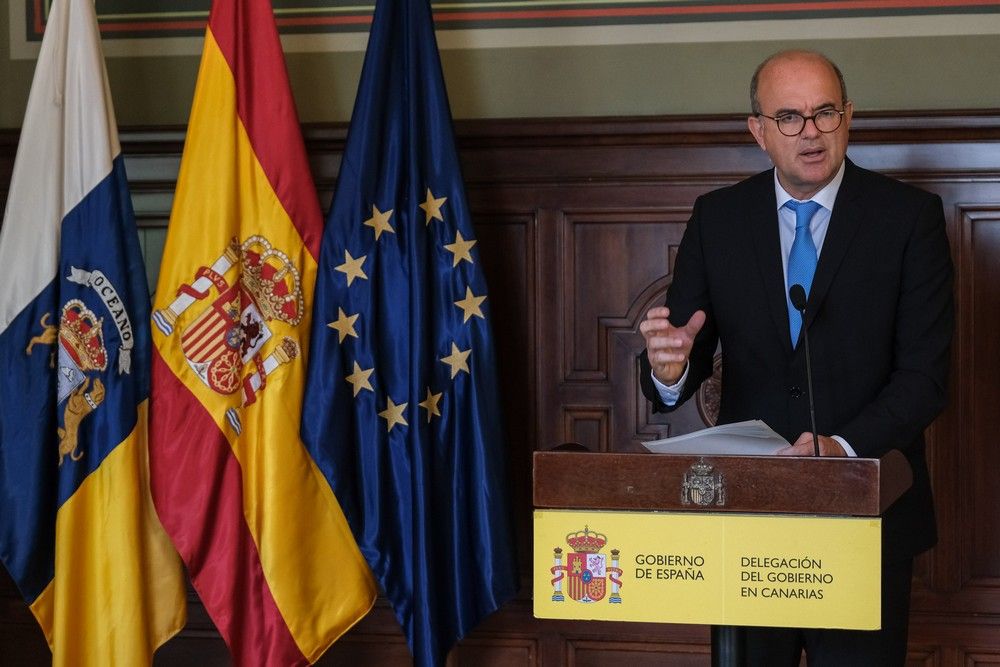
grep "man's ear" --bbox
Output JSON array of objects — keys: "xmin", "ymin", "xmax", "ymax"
[{"xmin": 747, "ymin": 115, "xmax": 767, "ymax": 151}]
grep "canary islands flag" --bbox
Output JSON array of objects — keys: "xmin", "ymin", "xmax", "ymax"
[
  {"xmin": 301, "ymin": 0, "xmax": 519, "ymax": 664},
  {"xmin": 0, "ymin": 0, "xmax": 186, "ymax": 664},
  {"xmin": 148, "ymin": 0, "xmax": 376, "ymax": 664}
]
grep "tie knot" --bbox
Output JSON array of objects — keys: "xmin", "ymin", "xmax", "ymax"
[{"xmin": 784, "ymin": 199, "xmax": 822, "ymax": 230}]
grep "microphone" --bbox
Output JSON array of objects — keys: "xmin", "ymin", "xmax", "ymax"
[{"xmin": 789, "ymin": 284, "xmax": 820, "ymax": 457}]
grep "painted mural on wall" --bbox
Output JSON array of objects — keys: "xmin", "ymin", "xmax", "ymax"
[{"xmin": 22, "ymin": 0, "xmax": 1000, "ymax": 41}]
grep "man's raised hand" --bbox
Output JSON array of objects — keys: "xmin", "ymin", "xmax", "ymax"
[{"xmin": 640, "ymin": 307, "xmax": 706, "ymax": 385}]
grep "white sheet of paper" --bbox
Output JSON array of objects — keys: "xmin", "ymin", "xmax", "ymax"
[{"xmin": 642, "ymin": 419, "xmax": 790, "ymax": 456}]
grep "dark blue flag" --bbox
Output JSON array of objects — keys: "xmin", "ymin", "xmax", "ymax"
[{"xmin": 301, "ymin": 0, "xmax": 519, "ymax": 664}]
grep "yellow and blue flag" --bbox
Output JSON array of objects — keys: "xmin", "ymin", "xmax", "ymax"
[
  {"xmin": 301, "ymin": 0, "xmax": 519, "ymax": 665},
  {"xmin": 0, "ymin": 0, "xmax": 186, "ymax": 664}
]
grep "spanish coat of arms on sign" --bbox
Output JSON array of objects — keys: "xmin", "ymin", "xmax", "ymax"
[{"xmin": 550, "ymin": 526, "xmax": 623, "ymax": 604}]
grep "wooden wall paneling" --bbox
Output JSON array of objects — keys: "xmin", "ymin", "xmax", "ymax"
[
  {"xmin": 532, "ymin": 207, "xmax": 567, "ymax": 453},
  {"xmin": 2, "ymin": 113, "xmax": 1000, "ymax": 664},
  {"xmin": 960, "ymin": 651, "xmax": 1000, "ymax": 666},
  {"xmin": 534, "ymin": 618, "xmax": 710, "ymax": 667},
  {"xmin": 562, "ymin": 405, "xmax": 610, "ymax": 451},
  {"xmin": 449, "ymin": 637, "xmax": 540, "ymax": 666},
  {"xmin": 908, "ymin": 619, "xmax": 1000, "ymax": 666},
  {"xmin": 963, "ymin": 206, "xmax": 1000, "ymax": 585},
  {"xmin": 471, "ymin": 210, "xmax": 539, "ymax": 572},
  {"xmin": 911, "ymin": 197, "xmax": 1000, "ymax": 626},
  {"xmin": 905, "ymin": 646, "xmax": 943, "ymax": 667},
  {"xmin": 564, "ymin": 209, "xmax": 677, "ymax": 381},
  {"xmin": 560, "ymin": 208, "xmax": 692, "ymax": 452},
  {"xmin": 566, "ymin": 638, "xmax": 711, "ymax": 666}
]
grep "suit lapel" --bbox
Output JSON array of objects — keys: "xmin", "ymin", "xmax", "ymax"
[
  {"xmin": 747, "ymin": 170, "xmax": 793, "ymax": 354},
  {"xmin": 804, "ymin": 159, "xmax": 866, "ymax": 330}
]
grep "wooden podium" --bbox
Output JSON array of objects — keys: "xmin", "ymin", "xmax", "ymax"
[{"xmin": 532, "ymin": 450, "xmax": 913, "ymax": 666}]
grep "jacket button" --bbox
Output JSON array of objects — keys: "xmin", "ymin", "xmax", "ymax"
[{"xmin": 789, "ymin": 386, "xmax": 803, "ymax": 398}]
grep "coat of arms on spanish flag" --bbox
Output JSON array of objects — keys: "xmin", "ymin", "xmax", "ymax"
[{"xmin": 148, "ymin": 0, "xmax": 376, "ymax": 664}]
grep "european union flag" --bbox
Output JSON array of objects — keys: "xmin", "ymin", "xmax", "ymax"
[{"xmin": 300, "ymin": 0, "xmax": 518, "ymax": 665}]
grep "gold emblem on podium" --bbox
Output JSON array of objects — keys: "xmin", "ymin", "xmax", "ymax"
[{"xmin": 682, "ymin": 458, "xmax": 726, "ymax": 507}]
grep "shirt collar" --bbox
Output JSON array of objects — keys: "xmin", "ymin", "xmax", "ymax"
[{"xmin": 773, "ymin": 160, "xmax": 846, "ymax": 212}]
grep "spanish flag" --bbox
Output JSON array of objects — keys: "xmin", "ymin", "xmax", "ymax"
[
  {"xmin": 149, "ymin": 0, "xmax": 376, "ymax": 664},
  {"xmin": 0, "ymin": 0, "xmax": 185, "ymax": 664}
]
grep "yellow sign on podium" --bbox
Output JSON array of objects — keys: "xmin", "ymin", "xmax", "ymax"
[{"xmin": 534, "ymin": 509, "xmax": 881, "ymax": 629}]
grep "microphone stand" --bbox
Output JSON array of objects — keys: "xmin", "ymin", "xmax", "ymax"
[
  {"xmin": 801, "ymin": 317, "xmax": 820, "ymax": 457},
  {"xmin": 790, "ymin": 284, "xmax": 820, "ymax": 457},
  {"xmin": 709, "ymin": 286, "xmax": 820, "ymax": 667}
]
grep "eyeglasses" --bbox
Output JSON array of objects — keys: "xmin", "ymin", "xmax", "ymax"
[{"xmin": 756, "ymin": 108, "xmax": 847, "ymax": 137}]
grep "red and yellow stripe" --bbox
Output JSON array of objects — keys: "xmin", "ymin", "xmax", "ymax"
[{"xmin": 150, "ymin": 1, "xmax": 376, "ymax": 664}]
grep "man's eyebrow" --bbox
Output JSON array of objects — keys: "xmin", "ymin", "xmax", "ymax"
[
  {"xmin": 774, "ymin": 102, "xmax": 837, "ymax": 117},
  {"xmin": 771, "ymin": 101, "xmax": 839, "ymax": 116}
]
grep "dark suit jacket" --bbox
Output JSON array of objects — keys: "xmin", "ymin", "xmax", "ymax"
[{"xmin": 640, "ymin": 159, "xmax": 954, "ymax": 559}]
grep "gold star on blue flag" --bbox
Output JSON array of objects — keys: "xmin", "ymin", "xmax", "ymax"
[{"xmin": 301, "ymin": 1, "xmax": 518, "ymax": 665}]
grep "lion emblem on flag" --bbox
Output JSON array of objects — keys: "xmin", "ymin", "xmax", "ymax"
[{"xmin": 24, "ymin": 299, "xmax": 110, "ymax": 465}]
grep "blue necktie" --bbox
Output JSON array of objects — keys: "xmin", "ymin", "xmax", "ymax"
[{"xmin": 785, "ymin": 199, "xmax": 822, "ymax": 347}]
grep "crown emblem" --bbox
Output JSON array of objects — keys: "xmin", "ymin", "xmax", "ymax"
[
  {"xmin": 566, "ymin": 525, "xmax": 607, "ymax": 553},
  {"xmin": 239, "ymin": 236, "xmax": 303, "ymax": 325},
  {"xmin": 59, "ymin": 299, "xmax": 107, "ymax": 371},
  {"xmin": 690, "ymin": 460, "xmax": 714, "ymax": 476}
]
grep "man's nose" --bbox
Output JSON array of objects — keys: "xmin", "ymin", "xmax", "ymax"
[{"xmin": 800, "ymin": 116, "xmax": 821, "ymax": 137}]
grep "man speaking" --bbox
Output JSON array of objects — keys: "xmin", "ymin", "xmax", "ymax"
[{"xmin": 639, "ymin": 50, "xmax": 954, "ymax": 665}]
